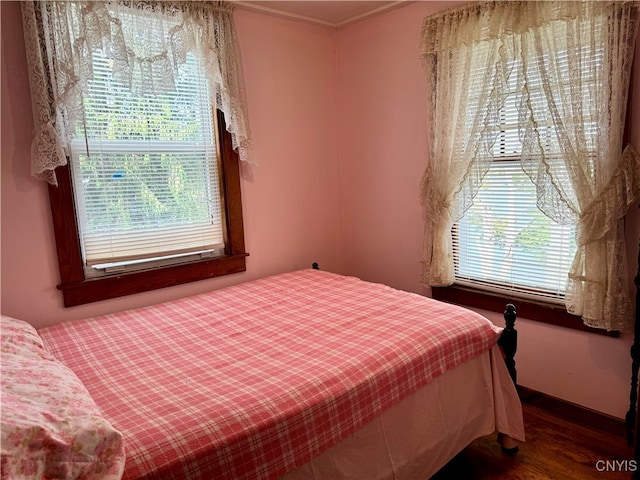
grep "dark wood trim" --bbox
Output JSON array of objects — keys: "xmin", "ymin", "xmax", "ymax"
[
  {"xmin": 498, "ymin": 303, "xmax": 517, "ymax": 385},
  {"xmin": 217, "ymin": 110, "xmax": 246, "ymax": 257},
  {"xmin": 47, "ymin": 164, "xmax": 85, "ymax": 284},
  {"xmin": 626, "ymin": 211, "xmax": 640, "ymax": 470},
  {"xmin": 432, "ymin": 285, "xmax": 619, "ymax": 337},
  {"xmin": 49, "ymin": 110, "xmax": 248, "ymax": 308},
  {"xmin": 518, "ymin": 385, "xmax": 627, "ymax": 439},
  {"xmin": 58, "ymin": 254, "xmax": 248, "ymax": 306},
  {"xmin": 635, "ymin": 230, "xmax": 640, "ymax": 477}
]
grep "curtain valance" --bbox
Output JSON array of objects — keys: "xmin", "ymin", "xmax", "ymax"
[{"xmin": 21, "ymin": 0, "xmax": 253, "ymax": 185}]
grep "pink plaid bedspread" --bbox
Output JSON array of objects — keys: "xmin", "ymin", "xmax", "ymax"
[{"xmin": 39, "ymin": 270, "xmax": 502, "ymax": 480}]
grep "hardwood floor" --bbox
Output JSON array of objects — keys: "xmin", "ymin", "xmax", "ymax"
[{"xmin": 432, "ymin": 397, "xmax": 635, "ymax": 479}]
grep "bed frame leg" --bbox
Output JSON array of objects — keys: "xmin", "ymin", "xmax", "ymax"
[
  {"xmin": 498, "ymin": 303, "xmax": 517, "ymax": 386},
  {"xmin": 497, "ymin": 303, "xmax": 519, "ymax": 455},
  {"xmin": 497, "ymin": 432, "xmax": 520, "ymax": 455}
]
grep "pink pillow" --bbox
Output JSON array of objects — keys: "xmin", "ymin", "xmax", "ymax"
[
  {"xmin": 1, "ymin": 316, "xmax": 126, "ymax": 479},
  {"xmin": 1, "ymin": 315, "xmax": 46, "ymax": 356}
]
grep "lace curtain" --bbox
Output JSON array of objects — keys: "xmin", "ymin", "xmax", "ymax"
[
  {"xmin": 419, "ymin": 2, "xmax": 515, "ymax": 286},
  {"xmin": 420, "ymin": 1, "xmax": 640, "ymax": 331},
  {"xmin": 21, "ymin": 0, "xmax": 254, "ymax": 185}
]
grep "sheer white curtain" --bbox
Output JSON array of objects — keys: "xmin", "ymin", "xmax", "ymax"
[
  {"xmin": 21, "ymin": 0, "xmax": 254, "ymax": 185},
  {"xmin": 420, "ymin": 1, "xmax": 640, "ymax": 331},
  {"xmin": 420, "ymin": 3, "xmax": 514, "ymax": 286},
  {"xmin": 516, "ymin": 2, "xmax": 640, "ymax": 331}
]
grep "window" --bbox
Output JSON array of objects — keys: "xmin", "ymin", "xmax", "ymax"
[
  {"xmin": 432, "ymin": 44, "xmax": 584, "ymax": 328},
  {"xmin": 50, "ymin": 117, "xmax": 246, "ymax": 307},
  {"xmin": 50, "ymin": 127, "xmax": 246, "ymax": 308},
  {"xmin": 39, "ymin": 4, "xmax": 248, "ymax": 307},
  {"xmin": 421, "ymin": 2, "xmax": 639, "ymax": 332},
  {"xmin": 71, "ymin": 49, "xmax": 226, "ymax": 278},
  {"xmin": 453, "ymin": 62, "xmax": 578, "ymax": 306},
  {"xmin": 455, "ymin": 162, "xmax": 577, "ymax": 304}
]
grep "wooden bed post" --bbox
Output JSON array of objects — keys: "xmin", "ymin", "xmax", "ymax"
[
  {"xmin": 626, "ymin": 247, "xmax": 640, "ymax": 448},
  {"xmin": 496, "ymin": 303, "xmax": 519, "ymax": 455},
  {"xmin": 626, "ymin": 231, "xmax": 640, "ymax": 480},
  {"xmin": 498, "ymin": 303, "xmax": 518, "ymax": 386}
]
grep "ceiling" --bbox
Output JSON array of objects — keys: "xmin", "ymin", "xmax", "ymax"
[{"xmin": 235, "ymin": 1, "xmax": 412, "ymax": 28}]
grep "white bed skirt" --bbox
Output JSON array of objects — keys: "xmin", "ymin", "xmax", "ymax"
[{"xmin": 281, "ymin": 345, "xmax": 525, "ymax": 480}]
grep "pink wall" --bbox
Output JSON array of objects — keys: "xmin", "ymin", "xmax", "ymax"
[
  {"xmin": 336, "ymin": 1, "xmax": 640, "ymax": 419},
  {"xmin": 1, "ymin": 3, "xmax": 345, "ymax": 327},
  {"xmin": 2, "ymin": 0, "xmax": 639, "ymax": 420}
]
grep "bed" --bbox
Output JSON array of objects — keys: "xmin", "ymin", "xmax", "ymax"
[{"xmin": 1, "ymin": 268, "xmax": 524, "ymax": 479}]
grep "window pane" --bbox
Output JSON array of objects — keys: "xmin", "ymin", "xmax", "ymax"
[
  {"xmin": 70, "ymin": 43, "xmax": 223, "ymax": 273},
  {"xmin": 75, "ymin": 149, "xmax": 223, "ymax": 264},
  {"xmin": 454, "ymin": 161, "xmax": 577, "ymax": 303}
]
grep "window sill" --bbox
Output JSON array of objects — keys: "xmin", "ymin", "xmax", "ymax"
[
  {"xmin": 58, "ymin": 253, "xmax": 248, "ymax": 307},
  {"xmin": 431, "ymin": 285, "xmax": 618, "ymax": 337}
]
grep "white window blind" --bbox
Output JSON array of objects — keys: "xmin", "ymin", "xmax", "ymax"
[
  {"xmin": 454, "ymin": 160, "xmax": 577, "ymax": 303},
  {"xmin": 70, "ymin": 19, "xmax": 224, "ymax": 277}
]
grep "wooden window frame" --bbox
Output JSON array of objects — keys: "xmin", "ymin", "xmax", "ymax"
[
  {"xmin": 432, "ymin": 285, "xmax": 618, "ymax": 337},
  {"xmin": 49, "ymin": 110, "xmax": 248, "ymax": 307}
]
